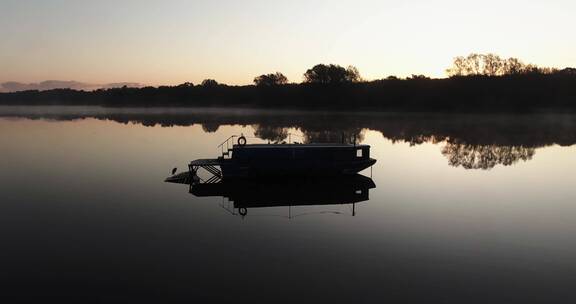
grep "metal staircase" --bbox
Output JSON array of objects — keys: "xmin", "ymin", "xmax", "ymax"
[
  {"xmin": 188, "ymin": 135, "xmax": 242, "ymax": 184},
  {"xmin": 188, "ymin": 159, "xmax": 223, "ymax": 184}
]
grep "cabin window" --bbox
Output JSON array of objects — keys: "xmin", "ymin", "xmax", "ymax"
[{"xmin": 356, "ymin": 149, "xmax": 363, "ymax": 158}]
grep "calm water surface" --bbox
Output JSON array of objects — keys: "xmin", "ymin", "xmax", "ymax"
[{"xmin": 1, "ymin": 106, "xmax": 576, "ymax": 303}]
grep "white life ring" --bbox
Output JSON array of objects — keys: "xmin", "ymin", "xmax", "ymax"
[{"xmin": 237, "ymin": 136, "xmax": 247, "ymax": 146}]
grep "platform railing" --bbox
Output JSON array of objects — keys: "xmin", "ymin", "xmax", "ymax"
[
  {"xmin": 216, "ymin": 132, "xmax": 360, "ymax": 152},
  {"xmin": 217, "ymin": 135, "xmax": 238, "ymax": 154},
  {"xmin": 287, "ymin": 132, "xmax": 305, "ymax": 144},
  {"xmin": 217, "ymin": 132, "xmax": 325, "ymax": 154}
]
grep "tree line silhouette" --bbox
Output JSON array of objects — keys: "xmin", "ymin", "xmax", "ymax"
[
  {"xmin": 446, "ymin": 53, "xmax": 558, "ymax": 76},
  {"xmin": 1, "ymin": 54, "xmax": 575, "ymax": 111}
]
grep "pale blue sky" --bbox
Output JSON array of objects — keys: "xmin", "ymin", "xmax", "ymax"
[{"xmin": 1, "ymin": 0, "xmax": 574, "ymax": 85}]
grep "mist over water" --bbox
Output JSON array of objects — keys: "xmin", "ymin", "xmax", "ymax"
[{"xmin": 1, "ymin": 106, "xmax": 576, "ymax": 303}]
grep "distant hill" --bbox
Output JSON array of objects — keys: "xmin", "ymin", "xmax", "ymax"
[{"xmin": 0, "ymin": 80, "xmax": 142, "ymax": 93}]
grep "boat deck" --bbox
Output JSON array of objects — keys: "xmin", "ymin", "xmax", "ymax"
[
  {"xmin": 189, "ymin": 158, "xmax": 222, "ymax": 166},
  {"xmin": 233, "ymin": 143, "xmax": 367, "ymax": 149}
]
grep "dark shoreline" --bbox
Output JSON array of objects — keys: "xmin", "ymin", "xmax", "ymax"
[{"xmin": 1, "ymin": 74, "xmax": 575, "ymax": 112}]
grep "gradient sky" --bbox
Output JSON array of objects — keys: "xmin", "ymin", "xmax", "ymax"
[{"xmin": 1, "ymin": 0, "xmax": 575, "ymax": 85}]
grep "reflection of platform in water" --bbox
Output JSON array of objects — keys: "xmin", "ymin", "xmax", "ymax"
[{"xmin": 188, "ymin": 174, "xmax": 376, "ymax": 217}]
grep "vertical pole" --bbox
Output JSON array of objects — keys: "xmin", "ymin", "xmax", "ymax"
[{"xmin": 352, "ymin": 203, "xmax": 356, "ymax": 216}]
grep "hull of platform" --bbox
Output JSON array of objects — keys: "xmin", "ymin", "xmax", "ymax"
[{"xmin": 220, "ymin": 158, "xmax": 376, "ymax": 178}]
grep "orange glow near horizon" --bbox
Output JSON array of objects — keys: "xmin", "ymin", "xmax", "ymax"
[{"xmin": 1, "ymin": 0, "xmax": 575, "ymax": 86}]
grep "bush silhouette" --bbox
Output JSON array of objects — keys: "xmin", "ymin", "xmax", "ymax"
[
  {"xmin": 201, "ymin": 79, "xmax": 219, "ymax": 87},
  {"xmin": 303, "ymin": 64, "xmax": 361, "ymax": 84},
  {"xmin": 254, "ymin": 72, "xmax": 288, "ymax": 87}
]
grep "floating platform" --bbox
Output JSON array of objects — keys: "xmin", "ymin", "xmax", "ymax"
[{"xmin": 188, "ymin": 142, "xmax": 376, "ymax": 180}]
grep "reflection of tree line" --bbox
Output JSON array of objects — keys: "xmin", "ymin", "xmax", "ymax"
[
  {"xmin": 254, "ymin": 126, "xmax": 365, "ymax": 145},
  {"xmin": 3, "ymin": 111, "xmax": 575, "ymax": 169},
  {"xmin": 231, "ymin": 124, "xmax": 540, "ymax": 169},
  {"xmin": 441, "ymin": 142, "xmax": 535, "ymax": 170},
  {"xmin": 256, "ymin": 127, "xmax": 536, "ymax": 169}
]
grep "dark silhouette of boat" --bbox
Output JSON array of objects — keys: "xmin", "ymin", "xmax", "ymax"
[{"xmin": 187, "ymin": 135, "xmax": 377, "ymax": 180}]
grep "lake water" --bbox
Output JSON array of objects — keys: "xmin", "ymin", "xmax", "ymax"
[{"xmin": 1, "ymin": 106, "xmax": 576, "ymax": 303}]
